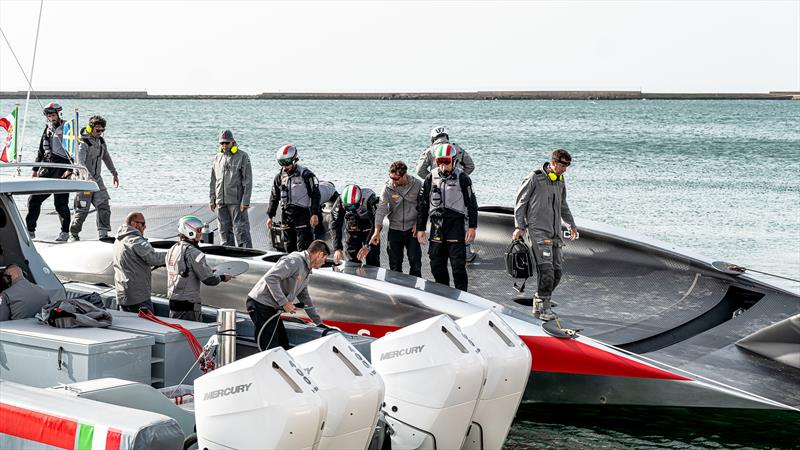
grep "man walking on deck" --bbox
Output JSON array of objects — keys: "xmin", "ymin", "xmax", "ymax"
[
  {"xmin": 371, "ymin": 161, "xmax": 423, "ymax": 277},
  {"xmin": 416, "ymin": 144, "xmax": 478, "ymax": 291},
  {"xmin": 210, "ymin": 129, "xmax": 253, "ymax": 247},
  {"xmin": 26, "ymin": 102, "xmax": 73, "ymax": 242},
  {"xmin": 113, "ymin": 212, "xmax": 166, "ymax": 312},
  {"xmin": 266, "ymin": 145, "xmax": 321, "ymax": 253},
  {"xmin": 246, "ymin": 240, "xmax": 330, "ymax": 350},
  {"xmin": 69, "ymin": 115, "xmax": 119, "ymax": 241},
  {"xmin": 416, "ymin": 126, "xmax": 477, "ymax": 261},
  {"xmin": 513, "ymin": 149, "xmax": 579, "ymax": 320}
]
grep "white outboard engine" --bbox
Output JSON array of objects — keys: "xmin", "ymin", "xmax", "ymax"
[
  {"xmin": 457, "ymin": 311, "xmax": 532, "ymax": 450},
  {"xmin": 289, "ymin": 333, "xmax": 386, "ymax": 450},
  {"xmin": 372, "ymin": 314, "xmax": 487, "ymax": 450},
  {"xmin": 194, "ymin": 347, "xmax": 327, "ymax": 450}
]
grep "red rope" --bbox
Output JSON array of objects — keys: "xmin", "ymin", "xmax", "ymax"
[{"xmin": 137, "ymin": 309, "xmax": 215, "ymax": 372}]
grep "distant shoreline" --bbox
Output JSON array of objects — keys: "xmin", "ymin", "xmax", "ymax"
[{"xmin": 1, "ymin": 90, "xmax": 798, "ymax": 100}]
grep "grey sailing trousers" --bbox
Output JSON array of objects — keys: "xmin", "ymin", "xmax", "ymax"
[
  {"xmin": 217, "ymin": 204, "xmax": 252, "ymax": 248},
  {"xmin": 70, "ymin": 189, "xmax": 111, "ymax": 236}
]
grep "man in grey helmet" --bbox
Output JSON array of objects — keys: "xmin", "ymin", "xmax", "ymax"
[
  {"xmin": 69, "ymin": 115, "xmax": 119, "ymax": 241},
  {"xmin": 513, "ymin": 149, "xmax": 578, "ymax": 321},
  {"xmin": 166, "ymin": 215, "xmax": 233, "ymax": 321},
  {"xmin": 416, "ymin": 126, "xmax": 477, "ymax": 261},
  {"xmin": 210, "ymin": 129, "xmax": 253, "ymax": 247}
]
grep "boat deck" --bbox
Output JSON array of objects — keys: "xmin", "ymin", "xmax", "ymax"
[{"xmin": 25, "ymin": 201, "xmax": 800, "ymax": 409}]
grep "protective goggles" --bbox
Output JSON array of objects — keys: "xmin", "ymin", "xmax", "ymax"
[
  {"xmin": 344, "ymin": 203, "xmax": 359, "ymax": 211},
  {"xmin": 278, "ymin": 158, "xmax": 295, "ymax": 166},
  {"xmin": 435, "ymin": 157, "xmax": 453, "ymax": 165},
  {"xmin": 554, "ymin": 159, "xmax": 571, "ymax": 167}
]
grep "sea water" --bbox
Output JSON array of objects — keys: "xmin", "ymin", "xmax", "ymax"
[{"xmin": 2, "ymin": 98, "xmax": 798, "ymax": 447}]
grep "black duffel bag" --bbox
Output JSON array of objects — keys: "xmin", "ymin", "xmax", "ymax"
[{"xmin": 505, "ymin": 239, "xmax": 533, "ymax": 292}]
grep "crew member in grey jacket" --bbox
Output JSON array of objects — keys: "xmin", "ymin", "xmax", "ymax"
[
  {"xmin": 0, "ymin": 265, "xmax": 50, "ymax": 321},
  {"xmin": 113, "ymin": 212, "xmax": 166, "ymax": 312},
  {"xmin": 210, "ymin": 129, "xmax": 253, "ymax": 248},
  {"xmin": 371, "ymin": 161, "xmax": 423, "ymax": 277},
  {"xmin": 166, "ymin": 216, "xmax": 232, "ymax": 321},
  {"xmin": 69, "ymin": 116, "xmax": 119, "ymax": 241},
  {"xmin": 513, "ymin": 149, "xmax": 578, "ymax": 320},
  {"xmin": 246, "ymin": 240, "xmax": 330, "ymax": 350},
  {"xmin": 415, "ymin": 126, "xmax": 475, "ymax": 178}
]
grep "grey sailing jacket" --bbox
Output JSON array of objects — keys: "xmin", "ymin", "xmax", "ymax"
[
  {"xmin": 247, "ymin": 251, "xmax": 321, "ymax": 324},
  {"xmin": 415, "ymin": 138, "xmax": 475, "ymax": 178},
  {"xmin": 78, "ymin": 128, "xmax": 117, "ymax": 190},
  {"xmin": 210, "ymin": 148, "xmax": 253, "ymax": 206},
  {"xmin": 375, "ymin": 176, "xmax": 422, "ymax": 231},
  {"xmin": 113, "ymin": 225, "xmax": 167, "ymax": 306},
  {"xmin": 0, "ymin": 277, "xmax": 50, "ymax": 321},
  {"xmin": 165, "ymin": 240, "xmax": 221, "ymax": 304},
  {"xmin": 514, "ymin": 163, "xmax": 576, "ymax": 243}
]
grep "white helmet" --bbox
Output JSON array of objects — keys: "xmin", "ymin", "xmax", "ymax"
[
  {"xmin": 430, "ymin": 126, "xmax": 449, "ymax": 143},
  {"xmin": 276, "ymin": 145, "xmax": 299, "ymax": 166},
  {"xmin": 178, "ymin": 215, "xmax": 204, "ymax": 239}
]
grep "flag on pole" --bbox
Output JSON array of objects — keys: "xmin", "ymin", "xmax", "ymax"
[
  {"xmin": 62, "ymin": 118, "xmax": 78, "ymax": 161},
  {"xmin": 0, "ymin": 106, "xmax": 19, "ymax": 163}
]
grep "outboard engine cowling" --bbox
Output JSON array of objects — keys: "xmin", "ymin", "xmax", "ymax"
[
  {"xmin": 372, "ymin": 314, "xmax": 486, "ymax": 450},
  {"xmin": 289, "ymin": 333, "xmax": 385, "ymax": 450},
  {"xmin": 457, "ymin": 311, "xmax": 532, "ymax": 450},
  {"xmin": 194, "ymin": 347, "xmax": 327, "ymax": 450}
]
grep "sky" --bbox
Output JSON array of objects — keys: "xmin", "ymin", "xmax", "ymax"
[{"xmin": 1, "ymin": 0, "xmax": 798, "ymax": 94}]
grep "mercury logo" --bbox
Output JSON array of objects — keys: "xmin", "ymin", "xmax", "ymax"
[
  {"xmin": 204, "ymin": 382, "xmax": 253, "ymax": 400},
  {"xmin": 380, "ymin": 345, "xmax": 425, "ymax": 360}
]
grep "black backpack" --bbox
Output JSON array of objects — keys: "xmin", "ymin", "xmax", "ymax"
[{"xmin": 505, "ymin": 239, "xmax": 533, "ymax": 292}]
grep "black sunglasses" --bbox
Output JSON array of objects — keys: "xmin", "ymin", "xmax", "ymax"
[{"xmin": 219, "ymin": 141, "xmax": 231, "ymax": 145}]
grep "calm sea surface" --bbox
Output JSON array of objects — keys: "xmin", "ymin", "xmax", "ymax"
[{"xmin": 3, "ymin": 98, "xmax": 798, "ymax": 447}]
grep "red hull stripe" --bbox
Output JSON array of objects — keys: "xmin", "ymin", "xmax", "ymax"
[
  {"xmin": 0, "ymin": 402, "xmax": 78, "ymax": 449},
  {"xmin": 325, "ymin": 320, "xmax": 689, "ymax": 381},
  {"xmin": 0, "ymin": 402, "xmax": 124, "ymax": 450}
]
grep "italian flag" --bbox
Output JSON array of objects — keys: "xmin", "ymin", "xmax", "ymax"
[{"xmin": 0, "ymin": 106, "xmax": 19, "ymax": 163}]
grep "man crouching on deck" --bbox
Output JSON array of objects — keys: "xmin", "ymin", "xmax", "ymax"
[{"xmin": 246, "ymin": 240, "xmax": 330, "ymax": 351}]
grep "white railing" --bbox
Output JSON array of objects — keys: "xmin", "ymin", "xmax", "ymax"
[{"xmin": 0, "ymin": 162, "xmax": 91, "ymax": 181}]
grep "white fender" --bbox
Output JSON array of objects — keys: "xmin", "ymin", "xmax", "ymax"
[
  {"xmin": 289, "ymin": 333, "xmax": 385, "ymax": 450},
  {"xmin": 372, "ymin": 314, "xmax": 486, "ymax": 450},
  {"xmin": 457, "ymin": 311, "xmax": 532, "ymax": 450},
  {"xmin": 194, "ymin": 347, "xmax": 327, "ymax": 450}
]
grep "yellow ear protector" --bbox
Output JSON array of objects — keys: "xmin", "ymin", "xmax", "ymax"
[
  {"xmin": 218, "ymin": 144, "xmax": 239, "ymax": 154},
  {"xmin": 85, "ymin": 123, "xmax": 92, "ymax": 133},
  {"xmin": 548, "ymin": 172, "xmax": 563, "ymax": 182}
]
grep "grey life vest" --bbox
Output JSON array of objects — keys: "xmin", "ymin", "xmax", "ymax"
[
  {"xmin": 345, "ymin": 188, "xmax": 375, "ymax": 232},
  {"xmin": 280, "ymin": 164, "xmax": 312, "ymax": 209},
  {"xmin": 430, "ymin": 167, "xmax": 466, "ymax": 215},
  {"xmin": 41, "ymin": 123, "xmax": 69, "ymax": 160},
  {"xmin": 318, "ymin": 180, "xmax": 338, "ymax": 205}
]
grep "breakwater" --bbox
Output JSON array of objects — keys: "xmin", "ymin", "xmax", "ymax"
[{"xmin": 1, "ymin": 90, "xmax": 797, "ymax": 100}]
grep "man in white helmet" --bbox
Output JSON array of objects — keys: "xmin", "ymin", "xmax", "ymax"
[
  {"xmin": 166, "ymin": 216, "xmax": 232, "ymax": 321},
  {"xmin": 415, "ymin": 126, "xmax": 475, "ymax": 179},
  {"xmin": 266, "ymin": 145, "xmax": 321, "ymax": 253},
  {"xmin": 416, "ymin": 126, "xmax": 477, "ymax": 261}
]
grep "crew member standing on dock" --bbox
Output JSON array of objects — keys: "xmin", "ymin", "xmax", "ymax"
[
  {"xmin": 416, "ymin": 144, "xmax": 478, "ymax": 291},
  {"xmin": 513, "ymin": 149, "xmax": 578, "ymax": 320},
  {"xmin": 416, "ymin": 126, "xmax": 477, "ymax": 261},
  {"xmin": 331, "ymin": 184, "xmax": 380, "ymax": 266},
  {"xmin": 165, "ymin": 216, "xmax": 232, "ymax": 321},
  {"xmin": 371, "ymin": 161, "xmax": 423, "ymax": 277},
  {"xmin": 266, "ymin": 145, "xmax": 321, "ymax": 253},
  {"xmin": 209, "ymin": 129, "xmax": 253, "ymax": 248},
  {"xmin": 68, "ymin": 115, "xmax": 119, "ymax": 241},
  {"xmin": 26, "ymin": 102, "xmax": 73, "ymax": 242},
  {"xmin": 246, "ymin": 240, "xmax": 330, "ymax": 350}
]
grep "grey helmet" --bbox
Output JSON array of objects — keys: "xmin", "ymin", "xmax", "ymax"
[
  {"xmin": 178, "ymin": 215, "xmax": 205, "ymax": 240},
  {"xmin": 430, "ymin": 126, "xmax": 449, "ymax": 143}
]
